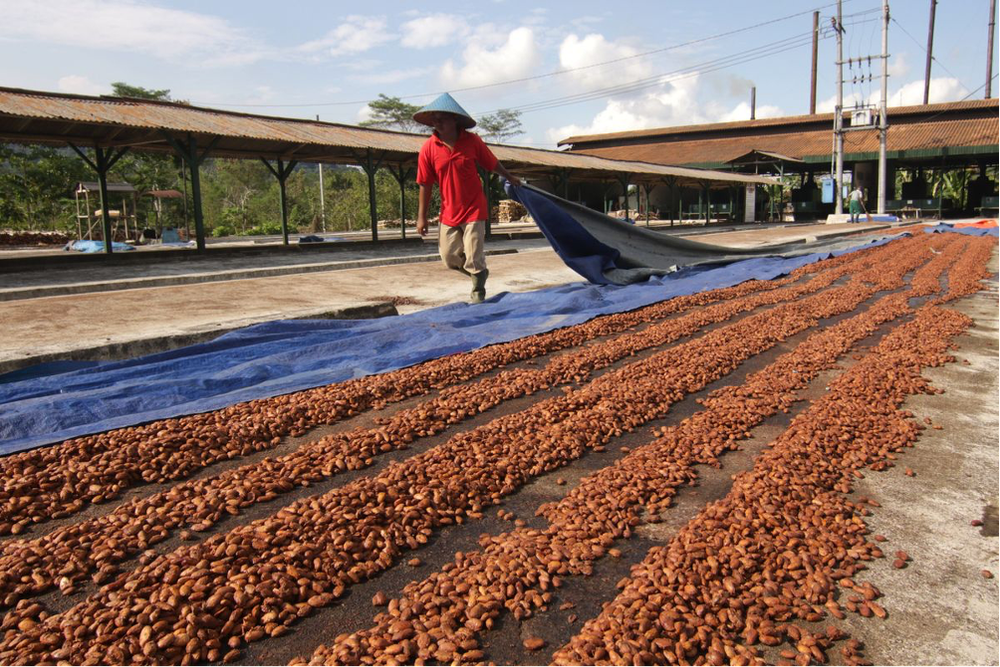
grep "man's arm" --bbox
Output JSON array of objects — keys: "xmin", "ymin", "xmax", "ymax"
[
  {"xmin": 493, "ymin": 161, "xmax": 521, "ymax": 188},
  {"xmin": 417, "ymin": 183, "xmax": 432, "ymax": 236}
]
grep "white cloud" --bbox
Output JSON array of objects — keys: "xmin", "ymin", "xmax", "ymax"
[
  {"xmin": 546, "ymin": 72, "xmax": 788, "ymax": 144},
  {"xmin": 0, "ymin": 0, "xmax": 265, "ymax": 66},
  {"xmin": 887, "ymin": 77, "xmax": 968, "ymax": 106},
  {"xmin": 558, "ymin": 33, "xmax": 654, "ymax": 89},
  {"xmin": 297, "ymin": 15, "xmax": 394, "ymax": 58},
  {"xmin": 56, "ymin": 75, "xmax": 104, "ymax": 96},
  {"xmin": 440, "ymin": 27, "xmax": 541, "ymax": 88},
  {"xmin": 400, "ymin": 14, "xmax": 469, "ymax": 49},
  {"xmin": 817, "ymin": 76, "xmax": 969, "ymax": 112},
  {"xmin": 888, "ymin": 53, "xmax": 910, "ymax": 79},
  {"xmin": 717, "ymin": 101, "xmax": 783, "ymax": 123},
  {"xmin": 351, "ymin": 67, "xmax": 433, "ymax": 85},
  {"xmin": 355, "ymin": 104, "xmax": 374, "ymax": 124},
  {"xmin": 547, "ymin": 76, "xmax": 701, "ymax": 143}
]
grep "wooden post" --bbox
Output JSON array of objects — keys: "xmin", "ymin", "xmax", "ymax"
[
  {"xmin": 68, "ymin": 143, "xmax": 130, "ymax": 254},
  {"xmin": 261, "ymin": 158, "xmax": 299, "ymax": 245}
]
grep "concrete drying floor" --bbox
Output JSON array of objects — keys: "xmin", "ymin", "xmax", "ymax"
[
  {"xmin": 0, "ymin": 219, "xmax": 918, "ymax": 373},
  {"xmin": 0, "ymin": 223, "xmax": 995, "ymax": 665}
]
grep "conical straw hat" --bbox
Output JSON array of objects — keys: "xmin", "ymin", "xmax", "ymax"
[{"xmin": 412, "ymin": 93, "xmax": 476, "ymax": 129}]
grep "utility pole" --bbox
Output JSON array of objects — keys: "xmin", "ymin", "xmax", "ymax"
[
  {"xmin": 988, "ymin": 0, "xmax": 997, "ymax": 98},
  {"xmin": 316, "ymin": 114, "xmax": 326, "ymax": 232},
  {"xmin": 810, "ymin": 10, "xmax": 819, "ymax": 114},
  {"xmin": 923, "ymin": 0, "xmax": 937, "ymax": 104},
  {"xmin": 834, "ymin": 1, "xmax": 845, "ymax": 215},
  {"xmin": 878, "ymin": 0, "xmax": 889, "ymax": 214}
]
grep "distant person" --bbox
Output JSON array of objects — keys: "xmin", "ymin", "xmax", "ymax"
[
  {"xmin": 848, "ymin": 185, "xmax": 866, "ymax": 223},
  {"xmin": 414, "ymin": 93, "xmax": 521, "ymax": 303}
]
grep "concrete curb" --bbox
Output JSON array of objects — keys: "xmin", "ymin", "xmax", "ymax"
[{"xmin": 0, "ymin": 249, "xmax": 519, "ymax": 302}]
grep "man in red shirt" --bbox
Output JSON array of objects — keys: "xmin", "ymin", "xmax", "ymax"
[{"xmin": 414, "ymin": 93, "xmax": 521, "ymax": 303}]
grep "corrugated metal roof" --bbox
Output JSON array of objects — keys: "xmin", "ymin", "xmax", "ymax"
[
  {"xmin": 566, "ymin": 115, "xmax": 998, "ymax": 168},
  {"xmin": 0, "ymin": 87, "xmax": 775, "ymax": 187},
  {"xmin": 558, "ymin": 99, "xmax": 998, "ymax": 146}
]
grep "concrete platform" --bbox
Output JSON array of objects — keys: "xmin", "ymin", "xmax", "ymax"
[{"xmin": 0, "ymin": 219, "xmax": 927, "ymax": 374}]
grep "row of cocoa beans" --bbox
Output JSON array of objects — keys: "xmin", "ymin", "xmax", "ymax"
[
  {"xmin": 553, "ymin": 302, "xmax": 976, "ymax": 666},
  {"xmin": 298, "ymin": 234, "xmax": 979, "ymax": 665},
  {"xmin": 3, "ymin": 245, "xmax": 869, "ymax": 535},
  {"xmin": 0, "ymin": 236, "xmax": 897, "ymax": 612},
  {"xmin": 551, "ymin": 243, "xmax": 992, "ymax": 665},
  {"xmin": 0, "ymin": 234, "xmax": 956, "ymax": 665}
]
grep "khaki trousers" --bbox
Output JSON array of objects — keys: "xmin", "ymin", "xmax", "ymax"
[{"xmin": 438, "ymin": 220, "xmax": 487, "ymax": 276}]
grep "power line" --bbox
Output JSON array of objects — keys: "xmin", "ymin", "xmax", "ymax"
[
  {"xmin": 196, "ymin": 1, "xmax": 865, "ymax": 110},
  {"xmin": 476, "ymin": 27, "xmax": 842, "ymax": 117},
  {"xmin": 478, "ymin": 11, "xmax": 874, "ymax": 118},
  {"xmin": 890, "ymin": 15, "xmax": 967, "ymax": 88}
]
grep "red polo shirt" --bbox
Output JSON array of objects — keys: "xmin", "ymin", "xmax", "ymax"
[{"xmin": 417, "ymin": 129, "xmax": 498, "ymax": 226}]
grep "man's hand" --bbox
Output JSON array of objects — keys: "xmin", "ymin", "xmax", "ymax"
[
  {"xmin": 495, "ymin": 162, "xmax": 521, "ymax": 189},
  {"xmin": 416, "ymin": 218, "xmax": 428, "ymax": 237}
]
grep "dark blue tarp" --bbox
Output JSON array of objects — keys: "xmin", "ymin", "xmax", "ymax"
[
  {"xmin": 0, "ymin": 237, "xmax": 899, "ymax": 455},
  {"xmin": 924, "ymin": 223, "xmax": 999, "ymax": 237},
  {"xmin": 506, "ymin": 183, "xmax": 890, "ymax": 285}
]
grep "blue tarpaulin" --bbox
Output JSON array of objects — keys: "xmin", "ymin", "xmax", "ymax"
[
  {"xmin": 924, "ymin": 222, "xmax": 999, "ymax": 237},
  {"xmin": 506, "ymin": 184, "xmax": 889, "ymax": 285},
  {"xmin": 64, "ymin": 240, "xmax": 135, "ymax": 253},
  {"xmin": 0, "ymin": 237, "xmax": 899, "ymax": 455}
]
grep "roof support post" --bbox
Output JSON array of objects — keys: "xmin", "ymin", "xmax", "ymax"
[
  {"xmin": 68, "ymin": 143, "xmax": 130, "ymax": 254},
  {"xmin": 602, "ymin": 181, "xmax": 618, "ymax": 214},
  {"xmin": 354, "ymin": 149, "xmax": 386, "ymax": 243},
  {"xmin": 389, "ymin": 164, "xmax": 414, "ymax": 240},
  {"xmin": 616, "ymin": 174, "xmax": 631, "ymax": 222},
  {"xmin": 550, "ymin": 169, "xmax": 570, "ymax": 199},
  {"xmin": 702, "ymin": 182, "xmax": 710, "ymax": 224},
  {"xmin": 163, "ymin": 133, "xmax": 220, "ymax": 253},
  {"xmin": 641, "ymin": 182, "xmax": 653, "ymax": 227},
  {"xmin": 261, "ymin": 158, "xmax": 299, "ymax": 245},
  {"xmin": 661, "ymin": 177, "xmax": 677, "ymax": 226}
]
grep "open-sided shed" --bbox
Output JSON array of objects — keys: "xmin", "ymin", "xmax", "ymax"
[{"xmin": 0, "ymin": 87, "xmax": 776, "ymax": 254}]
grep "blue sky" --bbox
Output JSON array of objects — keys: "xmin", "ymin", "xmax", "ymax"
[{"xmin": 1, "ymin": 0, "xmax": 996, "ymax": 148}]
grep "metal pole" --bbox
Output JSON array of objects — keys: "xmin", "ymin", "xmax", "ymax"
[
  {"xmin": 96, "ymin": 148, "xmax": 113, "ymax": 254},
  {"xmin": 810, "ymin": 10, "xmax": 820, "ymax": 114},
  {"xmin": 620, "ymin": 175, "xmax": 630, "ymax": 221},
  {"xmin": 878, "ymin": 0, "xmax": 889, "ymax": 214},
  {"xmin": 923, "ymin": 0, "xmax": 937, "ymax": 105},
  {"xmin": 835, "ymin": 1, "xmax": 845, "ymax": 215},
  {"xmin": 366, "ymin": 149, "xmax": 379, "ymax": 243},
  {"xmin": 180, "ymin": 160, "xmax": 190, "ymax": 241},
  {"xmin": 188, "ymin": 139, "xmax": 206, "ymax": 252},
  {"xmin": 278, "ymin": 160, "xmax": 290, "ymax": 246},
  {"xmin": 316, "ymin": 115, "xmax": 326, "ymax": 233},
  {"xmin": 643, "ymin": 184, "xmax": 651, "ymax": 226},
  {"xmin": 398, "ymin": 166, "xmax": 407, "ymax": 240},
  {"xmin": 988, "ymin": 0, "xmax": 997, "ymax": 98}
]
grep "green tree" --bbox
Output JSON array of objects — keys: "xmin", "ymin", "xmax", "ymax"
[
  {"xmin": 359, "ymin": 94, "xmax": 425, "ymax": 133},
  {"xmin": 110, "ymin": 82, "xmax": 172, "ymax": 101},
  {"xmin": 202, "ymin": 159, "xmax": 274, "ymax": 235},
  {"xmin": 477, "ymin": 109, "xmax": 524, "ymax": 144},
  {"xmin": 0, "ymin": 145, "xmax": 88, "ymax": 231}
]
